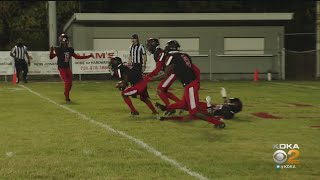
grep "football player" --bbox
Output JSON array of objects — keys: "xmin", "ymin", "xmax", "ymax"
[
  {"xmin": 149, "ymin": 40, "xmax": 225, "ymax": 128},
  {"xmin": 49, "ymin": 33, "xmax": 94, "ymax": 102},
  {"xmin": 144, "ymin": 38, "xmax": 180, "ymax": 115},
  {"xmin": 109, "ymin": 57, "xmax": 158, "ymax": 115}
]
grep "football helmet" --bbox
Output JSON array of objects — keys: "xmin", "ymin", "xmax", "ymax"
[
  {"xmin": 228, "ymin": 98, "xmax": 243, "ymax": 113},
  {"xmin": 164, "ymin": 40, "xmax": 180, "ymax": 52},
  {"xmin": 146, "ymin": 38, "xmax": 160, "ymax": 54},
  {"xmin": 59, "ymin": 33, "xmax": 69, "ymax": 46},
  {"xmin": 109, "ymin": 57, "xmax": 123, "ymax": 72}
]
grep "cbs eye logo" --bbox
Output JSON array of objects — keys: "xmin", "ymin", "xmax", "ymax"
[{"xmin": 273, "ymin": 144, "xmax": 300, "ymax": 164}]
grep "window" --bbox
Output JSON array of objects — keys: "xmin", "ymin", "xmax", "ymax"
[
  {"xmin": 224, "ymin": 38, "xmax": 264, "ymax": 55},
  {"xmin": 159, "ymin": 38, "xmax": 199, "ymax": 55}
]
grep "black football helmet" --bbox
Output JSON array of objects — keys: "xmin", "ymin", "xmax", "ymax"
[
  {"xmin": 164, "ymin": 40, "xmax": 180, "ymax": 52},
  {"xmin": 59, "ymin": 33, "xmax": 69, "ymax": 46},
  {"xmin": 146, "ymin": 38, "xmax": 160, "ymax": 54},
  {"xmin": 109, "ymin": 57, "xmax": 123, "ymax": 72},
  {"xmin": 228, "ymin": 98, "xmax": 243, "ymax": 113}
]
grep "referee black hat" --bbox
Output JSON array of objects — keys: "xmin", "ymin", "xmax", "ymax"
[{"xmin": 131, "ymin": 34, "xmax": 139, "ymax": 39}]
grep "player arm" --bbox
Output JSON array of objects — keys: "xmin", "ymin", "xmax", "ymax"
[
  {"xmin": 49, "ymin": 46, "xmax": 56, "ymax": 59},
  {"xmin": 10, "ymin": 47, "xmax": 16, "ymax": 59},
  {"xmin": 71, "ymin": 53, "xmax": 93, "ymax": 59},
  {"xmin": 146, "ymin": 61, "xmax": 164, "ymax": 79},
  {"xmin": 142, "ymin": 54, "xmax": 147, "ymax": 67},
  {"xmin": 141, "ymin": 46, "xmax": 147, "ymax": 72},
  {"xmin": 128, "ymin": 45, "xmax": 132, "ymax": 64},
  {"xmin": 150, "ymin": 64, "xmax": 174, "ymax": 81},
  {"xmin": 128, "ymin": 54, "xmax": 132, "ymax": 65}
]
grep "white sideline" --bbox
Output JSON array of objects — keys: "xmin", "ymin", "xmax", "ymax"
[
  {"xmin": 19, "ymin": 85, "xmax": 209, "ymax": 180},
  {"xmin": 272, "ymin": 82, "xmax": 320, "ymax": 90}
]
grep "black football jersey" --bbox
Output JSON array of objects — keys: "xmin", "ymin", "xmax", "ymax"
[
  {"xmin": 116, "ymin": 64, "xmax": 142, "ymax": 85},
  {"xmin": 55, "ymin": 46, "xmax": 75, "ymax": 68},
  {"xmin": 166, "ymin": 52, "xmax": 196, "ymax": 86}
]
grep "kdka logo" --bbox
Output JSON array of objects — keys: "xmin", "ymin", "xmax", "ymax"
[{"xmin": 273, "ymin": 144, "xmax": 300, "ymax": 170}]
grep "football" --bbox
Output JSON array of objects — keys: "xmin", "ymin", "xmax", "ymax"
[{"xmin": 116, "ymin": 81, "xmax": 128, "ymax": 90}]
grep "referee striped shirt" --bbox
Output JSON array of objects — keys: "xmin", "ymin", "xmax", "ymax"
[
  {"xmin": 11, "ymin": 45, "xmax": 28, "ymax": 60},
  {"xmin": 129, "ymin": 44, "xmax": 146, "ymax": 64}
]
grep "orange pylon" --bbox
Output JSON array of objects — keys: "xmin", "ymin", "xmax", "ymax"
[{"xmin": 254, "ymin": 69, "xmax": 259, "ymax": 82}]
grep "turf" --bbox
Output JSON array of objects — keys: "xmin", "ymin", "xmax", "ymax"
[{"xmin": 0, "ymin": 80, "xmax": 319, "ymax": 179}]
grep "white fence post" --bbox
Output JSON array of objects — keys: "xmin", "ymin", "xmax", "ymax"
[
  {"xmin": 281, "ymin": 48, "xmax": 286, "ymax": 80},
  {"xmin": 209, "ymin": 49, "xmax": 212, "ymax": 81}
]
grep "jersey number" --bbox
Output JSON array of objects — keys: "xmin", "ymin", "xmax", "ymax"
[
  {"xmin": 181, "ymin": 55, "xmax": 191, "ymax": 68},
  {"xmin": 64, "ymin": 53, "xmax": 70, "ymax": 62}
]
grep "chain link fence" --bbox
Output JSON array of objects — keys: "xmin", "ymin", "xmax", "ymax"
[
  {"xmin": 285, "ymin": 33, "xmax": 316, "ymax": 80},
  {"xmin": 1, "ymin": 49, "xmax": 286, "ymax": 82},
  {"xmin": 1, "ymin": 46, "xmax": 318, "ymax": 82},
  {"xmin": 285, "ymin": 50, "xmax": 316, "ymax": 80}
]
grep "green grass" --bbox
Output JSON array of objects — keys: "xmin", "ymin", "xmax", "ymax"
[{"xmin": 0, "ymin": 80, "xmax": 319, "ymax": 179}]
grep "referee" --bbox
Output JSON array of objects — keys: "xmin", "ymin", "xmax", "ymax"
[
  {"xmin": 10, "ymin": 38, "xmax": 32, "ymax": 83},
  {"xmin": 128, "ymin": 34, "xmax": 147, "ymax": 74}
]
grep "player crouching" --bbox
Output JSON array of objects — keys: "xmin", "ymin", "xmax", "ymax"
[{"xmin": 109, "ymin": 57, "xmax": 158, "ymax": 115}]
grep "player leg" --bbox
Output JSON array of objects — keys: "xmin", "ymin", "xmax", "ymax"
[
  {"xmin": 157, "ymin": 73, "xmax": 179, "ymax": 105},
  {"xmin": 21, "ymin": 60, "xmax": 28, "ymax": 83},
  {"xmin": 122, "ymin": 86, "xmax": 139, "ymax": 115},
  {"xmin": 158, "ymin": 89, "xmax": 201, "ymax": 121},
  {"xmin": 139, "ymin": 87, "xmax": 158, "ymax": 114},
  {"xmin": 15, "ymin": 60, "xmax": 22, "ymax": 83},
  {"xmin": 162, "ymin": 74, "xmax": 180, "ymax": 102},
  {"xmin": 64, "ymin": 68, "xmax": 73, "ymax": 101},
  {"xmin": 58, "ymin": 68, "xmax": 70, "ymax": 101},
  {"xmin": 185, "ymin": 80, "xmax": 225, "ymax": 128}
]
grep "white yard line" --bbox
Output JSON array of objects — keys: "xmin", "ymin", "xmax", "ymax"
[
  {"xmin": 272, "ymin": 82, "xmax": 320, "ymax": 90},
  {"xmin": 19, "ymin": 85, "xmax": 209, "ymax": 180}
]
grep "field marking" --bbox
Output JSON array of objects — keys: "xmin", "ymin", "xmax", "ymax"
[
  {"xmin": 19, "ymin": 85, "xmax": 209, "ymax": 180},
  {"xmin": 271, "ymin": 82, "xmax": 320, "ymax": 90}
]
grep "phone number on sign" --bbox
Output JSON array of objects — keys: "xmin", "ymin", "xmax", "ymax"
[{"xmin": 80, "ymin": 66, "xmax": 109, "ymax": 71}]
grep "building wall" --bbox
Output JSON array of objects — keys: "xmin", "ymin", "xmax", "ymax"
[{"xmin": 70, "ymin": 24, "xmax": 284, "ymax": 80}]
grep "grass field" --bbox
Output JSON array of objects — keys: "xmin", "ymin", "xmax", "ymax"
[{"xmin": 0, "ymin": 80, "xmax": 319, "ymax": 179}]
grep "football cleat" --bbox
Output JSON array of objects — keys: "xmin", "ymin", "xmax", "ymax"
[
  {"xmin": 155, "ymin": 102, "xmax": 167, "ymax": 111},
  {"xmin": 220, "ymin": 87, "xmax": 227, "ymax": 98},
  {"xmin": 152, "ymin": 111, "xmax": 159, "ymax": 115},
  {"xmin": 205, "ymin": 96, "xmax": 212, "ymax": 107},
  {"xmin": 164, "ymin": 109, "xmax": 176, "ymax": 116},
  {"xmin": 157, "ymin": 116, "xmax": 166, "ymax": 121},
  {"xmin": 214, "ymin": 122, "xmax": 226, "ymax": 129},
  {"xmin": 131, "ymin": 111, "xmax": 139, "ymax": 116}
]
